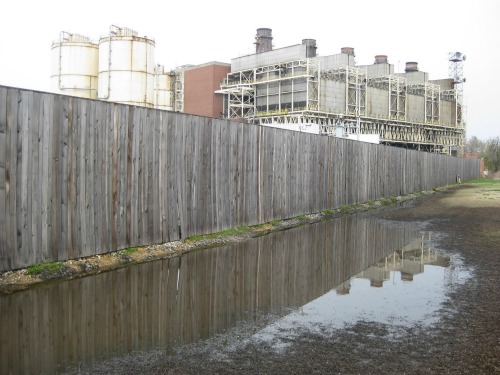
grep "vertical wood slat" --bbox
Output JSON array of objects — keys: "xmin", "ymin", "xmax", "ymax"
[
  {"xmin": 159, "ymin": 111, "xmax": 168, "ymax": 243},
  {"xmin": 0, "ymin": 86, "xmax": 482, "ymax": 271},
  {"xmin": 94, "ymin": 101, "xmax": 105, "ymax": 254},
  {"xmin": 0, "ymin": 87, "xmax": 7, "ymax": 265},
  {"xmin": 4, "ymin": 88, "xmax": 16, "ymax": 269},
  {"xmin": 86, "ymin": 100, "xmax": 97, "ymax": 255},
  {"xmin": 151, "ymin": 109, "xmax": 161, "ymax": 244},
  {"xmin": 164, "ymin": 112, "xmax": 178, "ymax": 241},
  {"xmin": 17, "ymin": 90, "xmax": 32, "ymax": 265}
]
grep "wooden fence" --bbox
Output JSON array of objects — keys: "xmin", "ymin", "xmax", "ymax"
[{"xmin": 0, "ymin": 86, "xmax": 480, "ymax": 271}]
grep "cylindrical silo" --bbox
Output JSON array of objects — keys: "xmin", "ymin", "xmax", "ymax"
[
  {"xmin": 98, "ymin": 26, "xmax": 155, "ymax": 107},
  {"xmin": 51, "ymin": 32, "xmax": 98, "ymax": 99},
  {"xmin": 154, "ymin": 64, "xmax": 174, "ymax": 111}
]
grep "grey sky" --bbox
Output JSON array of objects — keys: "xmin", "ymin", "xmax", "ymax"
[{"xmin": 1, "ymin": 0, "xmax": 498, "ymax": 140}]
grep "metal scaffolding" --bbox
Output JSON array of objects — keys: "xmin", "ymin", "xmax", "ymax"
[
  {"xmin": 174, "ymin": 69, "xmax": 184, "ymax": 112},
  {"xmin": 218, "ymin": 58, "xmax": 319, "ymax": 121},
  {"xmin": 406, "ymin": 82, "xmax": 441, "ymax": 125},
  {"xmin": 219, "ymin": 55, "xmax": 465, "ymax": 154},
  {"xmin": 367, "ymin": 75, "xmax": 407, "ymax": 120},
  {"xmin": 321, "ymin": 66, "xmax": 367, "ymax": 116}
]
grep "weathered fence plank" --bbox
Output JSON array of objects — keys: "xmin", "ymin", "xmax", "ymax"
[
  {"xmin": 0, "ymin": 87, "xmax": 7, "ymax": 265},
  {"xmin": 0, "ymin": 86, "xmax": 481, "ymax": 271}
]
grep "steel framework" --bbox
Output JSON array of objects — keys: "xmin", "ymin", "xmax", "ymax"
[
  {"xmin": 367, "ymin": 75, "xmax": 407, "ymax": 120},
  {"xmin": 407, "ymin": 82, "xmax": 440, "ymax": 125},
  {"xmin": 174, "ymin": 69, "xmax": 184, "ymax": 112},
  {"xmin": 218, "ymin": 58, "xmax": 319, "ymax": 120},
  {"xmin": 219, "ymin": 58, "xmax": 465, "ymax": 153},
  {"xmin": 321, "ymin": 67, "xmax": 367, "ymax": 115}
]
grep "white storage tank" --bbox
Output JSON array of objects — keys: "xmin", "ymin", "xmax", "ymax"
[
  {"xmin": 51, "ymin": 32, "xmax": 98, "ymax": 99},
  {"xmin": 154, "ymin": 64, "xmax": 174, "ymax": 111},
  {"xmin": 98, "ymin": 26, "xmax": 155, "ymax": 107}
]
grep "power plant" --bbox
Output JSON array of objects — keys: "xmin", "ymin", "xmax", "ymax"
[
  {"xmin": 51, "ymin": 26, "xmax": 466, "ymax": 155},
  {"xmin": 218, "ymin": 28, "xmax": 466, "ymax": 154}
]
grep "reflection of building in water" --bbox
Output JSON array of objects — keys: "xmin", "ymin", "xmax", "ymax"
[{"xmin": 336, "ymin": 232, "xmax": 450, "ymax": 294}]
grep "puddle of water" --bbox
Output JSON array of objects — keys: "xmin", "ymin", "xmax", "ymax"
[
  {"xmin": 248, "ymin": 243, "xmax": 471, "ymax": 350},
  {"xmin": 0, "ymin": 215, "xmax": 470, "ymax": 374}
]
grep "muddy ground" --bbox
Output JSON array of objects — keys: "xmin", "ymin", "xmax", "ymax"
[
  {"xmin": 3, "ymin": 182, "xmax": 500, "ymax": 374},
  {"xmin": 67, "ymin": 182, "xmax": 500, "ymax": 375}
]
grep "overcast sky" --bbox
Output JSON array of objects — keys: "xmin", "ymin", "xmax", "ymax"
[{"xmin": 1, "ymin": 0, "xmax": 498, "ymax": 140}]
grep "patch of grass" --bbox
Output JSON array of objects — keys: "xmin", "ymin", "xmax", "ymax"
[
  {"xmin": 339, "ymin": 205, "xmax": 350, "ymax": 211},
  {"xmin": 380, "ymin": 198, "xmax": 391, "ymax": 204},
  {"xmin": 112, "ymin": 247, "xmax": 139, "ymax": 257},
  {"xmin": 123, "ymin": 247, "xmax": 137, "ymax": 254},
  {"xmin": 27, "ymin": 262, "xmax": 63, "ymax": 275},
  {"xmin": 297, "ymin": 214, "xmax": 308, "ymax": 220},
  {"xmin": 367, "ymin": 201, "xmax": 376, "ymax": 206},
  {"xmin": 254, "ymin": 223, "xmax": 269, "ymax": 229},
  {"xmin": 188, "ymin": 225, "xmax": 253, "ymax": 241},
  {"xmin": 271, "ymin": 219, "xmax": 280, "ymax": 226},
  {"xmin": 468, "ymin": 178, "xmax": 500, "ymax": 185},
  {"xmin": 186, "ymin": 234, "xmax": 204, "ymax": 241},
  {"xmin": 483, "ymin": 230, "xmax": 500, "ymax": 240},
  {"xmin": 322, "ymin": 209, "xmax": 334, "ymax": 215}
]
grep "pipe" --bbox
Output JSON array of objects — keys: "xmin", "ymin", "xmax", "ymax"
[
  {"xmin": 99, "ymin": 25, "xmax": 119, "ymax": 100},
  {"xmin": 57, "ymin": 31, "xmax": 97, "ymax": 95}
]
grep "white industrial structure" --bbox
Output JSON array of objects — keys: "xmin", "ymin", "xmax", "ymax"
[
  {"xmin": 97, "ymin": 26, "xmax": 156, "ymax": 107},
  {"xmin": 154, "ymin": 64, "xmax": 175, "ymax": 111},
  {"xmin": 218, "ymin": 29, "xmax": 466, "ymax": 154},
  {"xmin": 50, "ymin": 26, "xmax": 466, "ymax": 155},
  {"xmin": 51, "ymin": 26, "xmax": 174, "ymax": 109},
  {"xmin": 51, "ymin": 32, "xmax": 99, "ymax": 99}
]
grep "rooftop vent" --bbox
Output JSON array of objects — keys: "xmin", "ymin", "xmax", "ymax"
[
  {"xmin": 341, "ymin": 47, "xmax": 355, "ymax": 55},
  {"xmin": 302, "ymin": 39, "xmax": 317, "ymax": 57},
  {"xmin": 374, "ymin": 55, "xmax": 388, "ymax": 64},
  {"xmin": 255, "ymin": 28, "xmax": 273, "ymax": 53},
  {"xmin": 405, "ymin": 61, "xmax": 419, "ymax": 72}
]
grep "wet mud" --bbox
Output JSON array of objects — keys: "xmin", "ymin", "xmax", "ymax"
[{"xmin": 72, "ymin": 183, "xmax": 500, "ymax": 374}]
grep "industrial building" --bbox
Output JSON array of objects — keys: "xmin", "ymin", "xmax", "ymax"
[
  {"xmin": 51, "ymin": 26, "xmax": 466, "ymax": 154},
  {"xmin": 183, "ymin": 62, "xmax": 230, "ymax": 118},
  {"xmin": 218, "ymin": 28, "xmax": 466, "ymax": 154},
  {"xmin": 51, "ymin": 26, "xmax": 228, "ymax": 118}
]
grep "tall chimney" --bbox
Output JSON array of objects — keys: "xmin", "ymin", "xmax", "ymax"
[
  {"xmin": 405, "ymin": 61, "xmax": 419, "ymax": 72},
  {"xmin": 302, "ymin": 39, "xmax": 317, "ymax": 58},
  {"xmin": 341, "ymin": 47, "xmax": 355, "ymax": 56},
  {"xmin": 255, "ymin": 28, "xmax": 273, "ymax": 53},
  {"xmin": 374, "ymin": 55, "xmax": 388, "ymax": 64}
]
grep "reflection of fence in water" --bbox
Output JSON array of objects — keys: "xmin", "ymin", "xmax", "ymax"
[{"xmin": 0, "ymin": 215, "xmax": 419, "ymax": 374}]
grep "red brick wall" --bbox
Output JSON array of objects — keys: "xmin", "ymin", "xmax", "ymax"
[{"xmin": 184, "ymin": 63, "xmax": 230, "ymax": 118}]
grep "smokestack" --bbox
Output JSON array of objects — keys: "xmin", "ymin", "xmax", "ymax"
[
  {"xmin": 341, "ymin": 47, "xmax": 355, "ymax": 56},
  {"xmin": 255, "ymin": 28, "xmax": 273, "ymax": 53},
  {"xmin": 374, "ymin": 55, "xmax": 388, "ymax": 64},
  {"xmin": 302, "ymin": 39, "xmax": 317, "ymax": 58},
  {"xmin": 405, "ymin": 61, "xmax": 419, "ymax": 72}
]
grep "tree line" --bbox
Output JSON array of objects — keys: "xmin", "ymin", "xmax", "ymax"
[{"xmin": 466, "ymin": 136, "xmax": 500, "ymax": 173}]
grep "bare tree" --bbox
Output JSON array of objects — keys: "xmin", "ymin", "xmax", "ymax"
[
  {"xmin": 465, "ymin": 136, "xmax": 485, "ymax": 156},
  {"xmin": 484, "ymin": 137, "xmax": 500, "ymax": 172}
]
